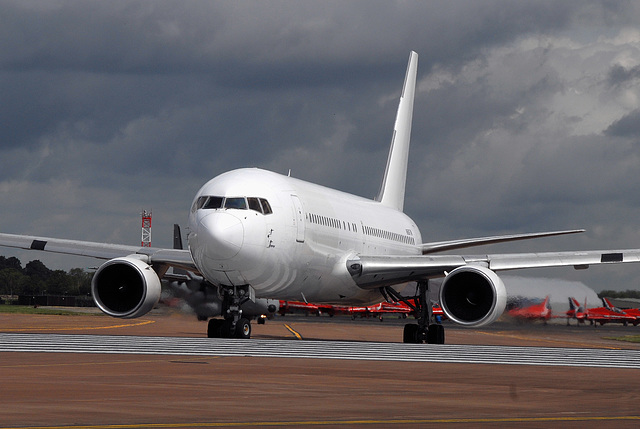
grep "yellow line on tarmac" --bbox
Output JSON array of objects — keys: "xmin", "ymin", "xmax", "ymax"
[
  {"xmin": 283, "ymin": 323, "xmax": 302, "ymax": 340},
  {"xmin": 4, "ymin": 415, "xmax": 640, "ymax": 428},
  {"xmin": 1, "ymin": 319, "xmax": 156, "ymax": 332}
]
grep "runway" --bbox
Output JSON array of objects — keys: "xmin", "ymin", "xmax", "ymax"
[
  {"xmin": 3, "ymin": 332, "xmax": 640, "ymax": 369},
  {"xmin": 3, "ymin": 312, "xmax": 640, "ymax": 428}
]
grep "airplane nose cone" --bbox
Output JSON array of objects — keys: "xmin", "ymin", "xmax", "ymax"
[{"xmin": 197, "ymin": 212, "xmax": 244, "ymax": 260}]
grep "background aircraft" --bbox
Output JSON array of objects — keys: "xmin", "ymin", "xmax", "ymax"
[
  {"xmin": 508, "ymin": 296, "xmax": 552, "ymax": 324},
  {"xmin": 567, "ymin": 297, "xmax": 636, "ymax": 326},
  {"xmin": 277, "ymin": 299, "xmax": 444, "ymax": 322}
]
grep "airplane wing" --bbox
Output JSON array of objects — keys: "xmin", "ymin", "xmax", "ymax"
[
  {"xmin": 420, "ymin": 229, "xmax": 585, "ymax": 254},
  {"xmin": 0, "ymin": 232, "xmax": 197, "ymax": 275},
  {"xmin": 347, "ymin": 249, "xmax": 640, "ymax": 290}
]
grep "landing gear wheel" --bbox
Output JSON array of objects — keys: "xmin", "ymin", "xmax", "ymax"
[
  {"xmin": 388, "ymin": 281, "xmax": 446, "ymax": 345},
  {"xmin": 207, "ymin": 319, "xmax": 224, "ymax": 338},
  {"xmin": 221, "ymin": 319, "xmax": 235, "ymax": 338},
  {"xmin": 235, "ymin": 318, "xmax": 251, "ymax": 339},
  {"xmin": 403, "ymin": 323, "xmax": 419, "ymax": 343},
  {"xmin": 427, "ymin": 324, "xmax": 445, "ymax": 344}
]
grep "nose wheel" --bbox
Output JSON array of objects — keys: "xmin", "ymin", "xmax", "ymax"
[{"xmin": 207, "ymin": 285, "xmax": 254, "ymax": 339}]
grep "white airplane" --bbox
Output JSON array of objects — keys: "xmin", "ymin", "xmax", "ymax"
[{"xmin": 2, "ymin": 51, "xmax": 640, "ymax": 344}]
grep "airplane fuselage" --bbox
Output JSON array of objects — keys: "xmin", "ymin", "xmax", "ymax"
[{"xmin": 187, "ymin": 168, "xmax": 422, "ymax": 305}]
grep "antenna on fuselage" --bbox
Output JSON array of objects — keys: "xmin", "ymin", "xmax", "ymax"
[{"xmin": 376, "ymin": 51, "xmax": 418, "ymax": 212}]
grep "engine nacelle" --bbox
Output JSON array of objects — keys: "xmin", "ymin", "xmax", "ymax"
[
  {"xmin": 91, "ymin": 257, "xmax": 161, "ymax": 319},
  {"xmin": 439, "ymin": 265, "xmax": 507, "ymax": 327}
]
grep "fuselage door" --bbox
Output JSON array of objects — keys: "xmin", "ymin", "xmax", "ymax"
[{"xmin": 291, "ymin": 194, "xmax": 305, "ymax": 243}]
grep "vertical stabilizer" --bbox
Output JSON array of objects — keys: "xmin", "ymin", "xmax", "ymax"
[{"xmin": 377, "ymin": 51, "xmax": 418, "ymax": 212}]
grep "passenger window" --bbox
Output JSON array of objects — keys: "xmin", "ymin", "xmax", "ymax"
[
  {"xmin": 248, "ymin": 197, "xmax": 262, "ymax": 213},
  {"xmin": 225, "ymin": 197, "xmax": 247, "ymax": 210},
  {"xmin": 259, "ymin": 198, "xmax": 273, "ymax": 215},
  {"xmin": 203, "ymin": 196, "xmax": 224, "ymax": 209}
]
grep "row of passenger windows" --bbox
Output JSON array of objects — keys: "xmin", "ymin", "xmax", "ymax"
[
  {"xmin": 307, "ymin": 212, "xmax": 415, "ymax": 245},
  {"xmin": 308, "ymin": 213, "xmax": 358, "ymax": 233},
  {"xmin": 193, "ymin": 196, "xmax": 273, "ymax": 215},
  {"xmin": 363, "ymin": 225, "xmax": 416, "ymax": 245}
]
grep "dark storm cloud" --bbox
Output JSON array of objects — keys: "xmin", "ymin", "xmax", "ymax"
[
  {"xmin": 0, "ymin": 0, "xmax": 594, "ymax": 164},
  {"xmin": 607, "ymin": 64, "xmax": 640, "ymax": 86},
  {"xmin": 604, "ymin": 109, "xmax": 640, "ymax": 137}
]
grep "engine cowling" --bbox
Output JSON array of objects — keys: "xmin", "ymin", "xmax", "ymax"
[
  {"xmin": 439, "ymin": 265, "xmax": 507, "ymax": 327},
  {"xmin": 91, "ymin": 257, "xmax": 161, "ymax": 319}
]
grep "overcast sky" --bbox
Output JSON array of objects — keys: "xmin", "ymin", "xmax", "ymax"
[{"xmin": 2, "ymin": 0, "xmax": 640, "ymax": 293}]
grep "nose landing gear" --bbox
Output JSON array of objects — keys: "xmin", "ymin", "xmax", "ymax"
[{"xmin": 207, "ymin": 285, "xmax": 254, "ymax": 339}]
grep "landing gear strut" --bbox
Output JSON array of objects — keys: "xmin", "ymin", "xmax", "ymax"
[
  {"xmin": 207, "ymin": 285, "xmax": 253, "ymax": 339},
  {"xmin": 383, "ymin": 281, "xmax": 445, "ymax": 344}
]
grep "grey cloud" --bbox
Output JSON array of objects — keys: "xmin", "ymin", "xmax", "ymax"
[
  {"xmin": 607, "ymin": 64, "xmax": 640, "ymax": 87},
  {"xmin": 604, "ymin": 109, "xmax": 640, "ymax": 137}
]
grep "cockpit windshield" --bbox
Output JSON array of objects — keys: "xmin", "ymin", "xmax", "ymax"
[
  {"xmin": 193, "ymin": 195, "xmax": 272, "ymax": 215},
  {"xmin": 203, "ymin": 196, "xmax": 223, "ymax": 209},
  {"xmin": 224, "ymin": 197, "xmax": 247, "ymax": 210}
]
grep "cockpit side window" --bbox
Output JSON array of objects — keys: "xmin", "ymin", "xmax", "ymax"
[
  {"xmin": 195, "ymin": 196, "xmax": 209, "ymax": 211},
  {"xmin": 259, "ymin": 198, "xmax": 273, "ymax": 215},
  {"xmin": 203, "ymin": 196, "xmax": 224, "ymax": 209},
  {"xmin": 247, "ymin": 197, "xmax": 262, "ymax": 213},
  {"xmin": 224, "ymin": 197, "xmax": 247, "ymax": 210}
]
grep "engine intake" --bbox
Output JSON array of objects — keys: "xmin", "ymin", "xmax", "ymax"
[
  {"xmin": 91, "ymin": 257, "xmax": 161, "ymax": 319},
  {"xmin": 439, "ymin": 265, "xmax": 506, "ymax": 327}
]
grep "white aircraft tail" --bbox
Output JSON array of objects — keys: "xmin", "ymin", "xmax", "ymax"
[{"xmin": 376, "ymin": 51, "xmax": 418, "ymax": 212}]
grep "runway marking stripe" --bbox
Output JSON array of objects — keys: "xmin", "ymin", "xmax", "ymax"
[
  {"xmin": 2, "ymin": 333, "xmax": 640, "ymax": 368},
  {"xmin": 4, "ymin": 415, "xmax": 640, "ymax": 428}
]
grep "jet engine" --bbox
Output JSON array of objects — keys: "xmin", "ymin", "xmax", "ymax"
[
  {"xmin": 91, "ymin": 257, "xmax": 161, "ymax": 319},
  {"xmin": 439, "ymin": 265, "xmax": 507, "ymax": 327}
]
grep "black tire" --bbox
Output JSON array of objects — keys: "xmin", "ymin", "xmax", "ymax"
[
  {"xmin": 403, "ymin": 323, "xmax": 419, "ymax": 343},
  {"xmin": 427, "ymin": 324, "xmax": 445, "ymax": 344},
  {"xmin": 235, "ymin": 318, "xmax": 251, "ymax": 339},
  {"xmin": 221, "ymin": 319, "xmax": 235, "ymax": 338},
  {"xmin": 207, "ymin": 319, "xmax": 223, "ymax": 338}
]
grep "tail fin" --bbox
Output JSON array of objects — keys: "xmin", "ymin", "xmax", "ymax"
[
  {"xmin": 569, "ymin": 297, "xmax": 582, "ymax": 311},
  {"xmin": 173, "ymin": 224, "xmax": 189, "ymax": 276},
  {"xmin": 173, "ymin": 224, "xmax": 184, "ymax": 250},
  {"xmin": 377, "ymin": 51, "xmax": 418, "ymax": 212}
]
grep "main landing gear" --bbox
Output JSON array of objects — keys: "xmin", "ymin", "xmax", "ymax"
[
  {"xmin": 207, "ymin": 285, "xmax": 253, "ymax": 339},
  {"xmin": 382, "ymin": 281, "xmax": 445, "ymax": 344}
]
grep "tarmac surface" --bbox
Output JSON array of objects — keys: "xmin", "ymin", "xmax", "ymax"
[{"xmin": 2, "ymin": 309, "xmax": 640, "ymax": 428}]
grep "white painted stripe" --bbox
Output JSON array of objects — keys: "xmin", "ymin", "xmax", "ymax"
[{"xmin": 1, "ymin": 333, "xmax": 639, "ymax": 369}]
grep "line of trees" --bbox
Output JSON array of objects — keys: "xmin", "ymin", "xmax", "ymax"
[
  {"xmin": 598, "ymin": 290, "xmax": 640, "ymax": 299},
  {"xmin": 0, "ymin": 256, "xmax": 93, "ymax": 297}
]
